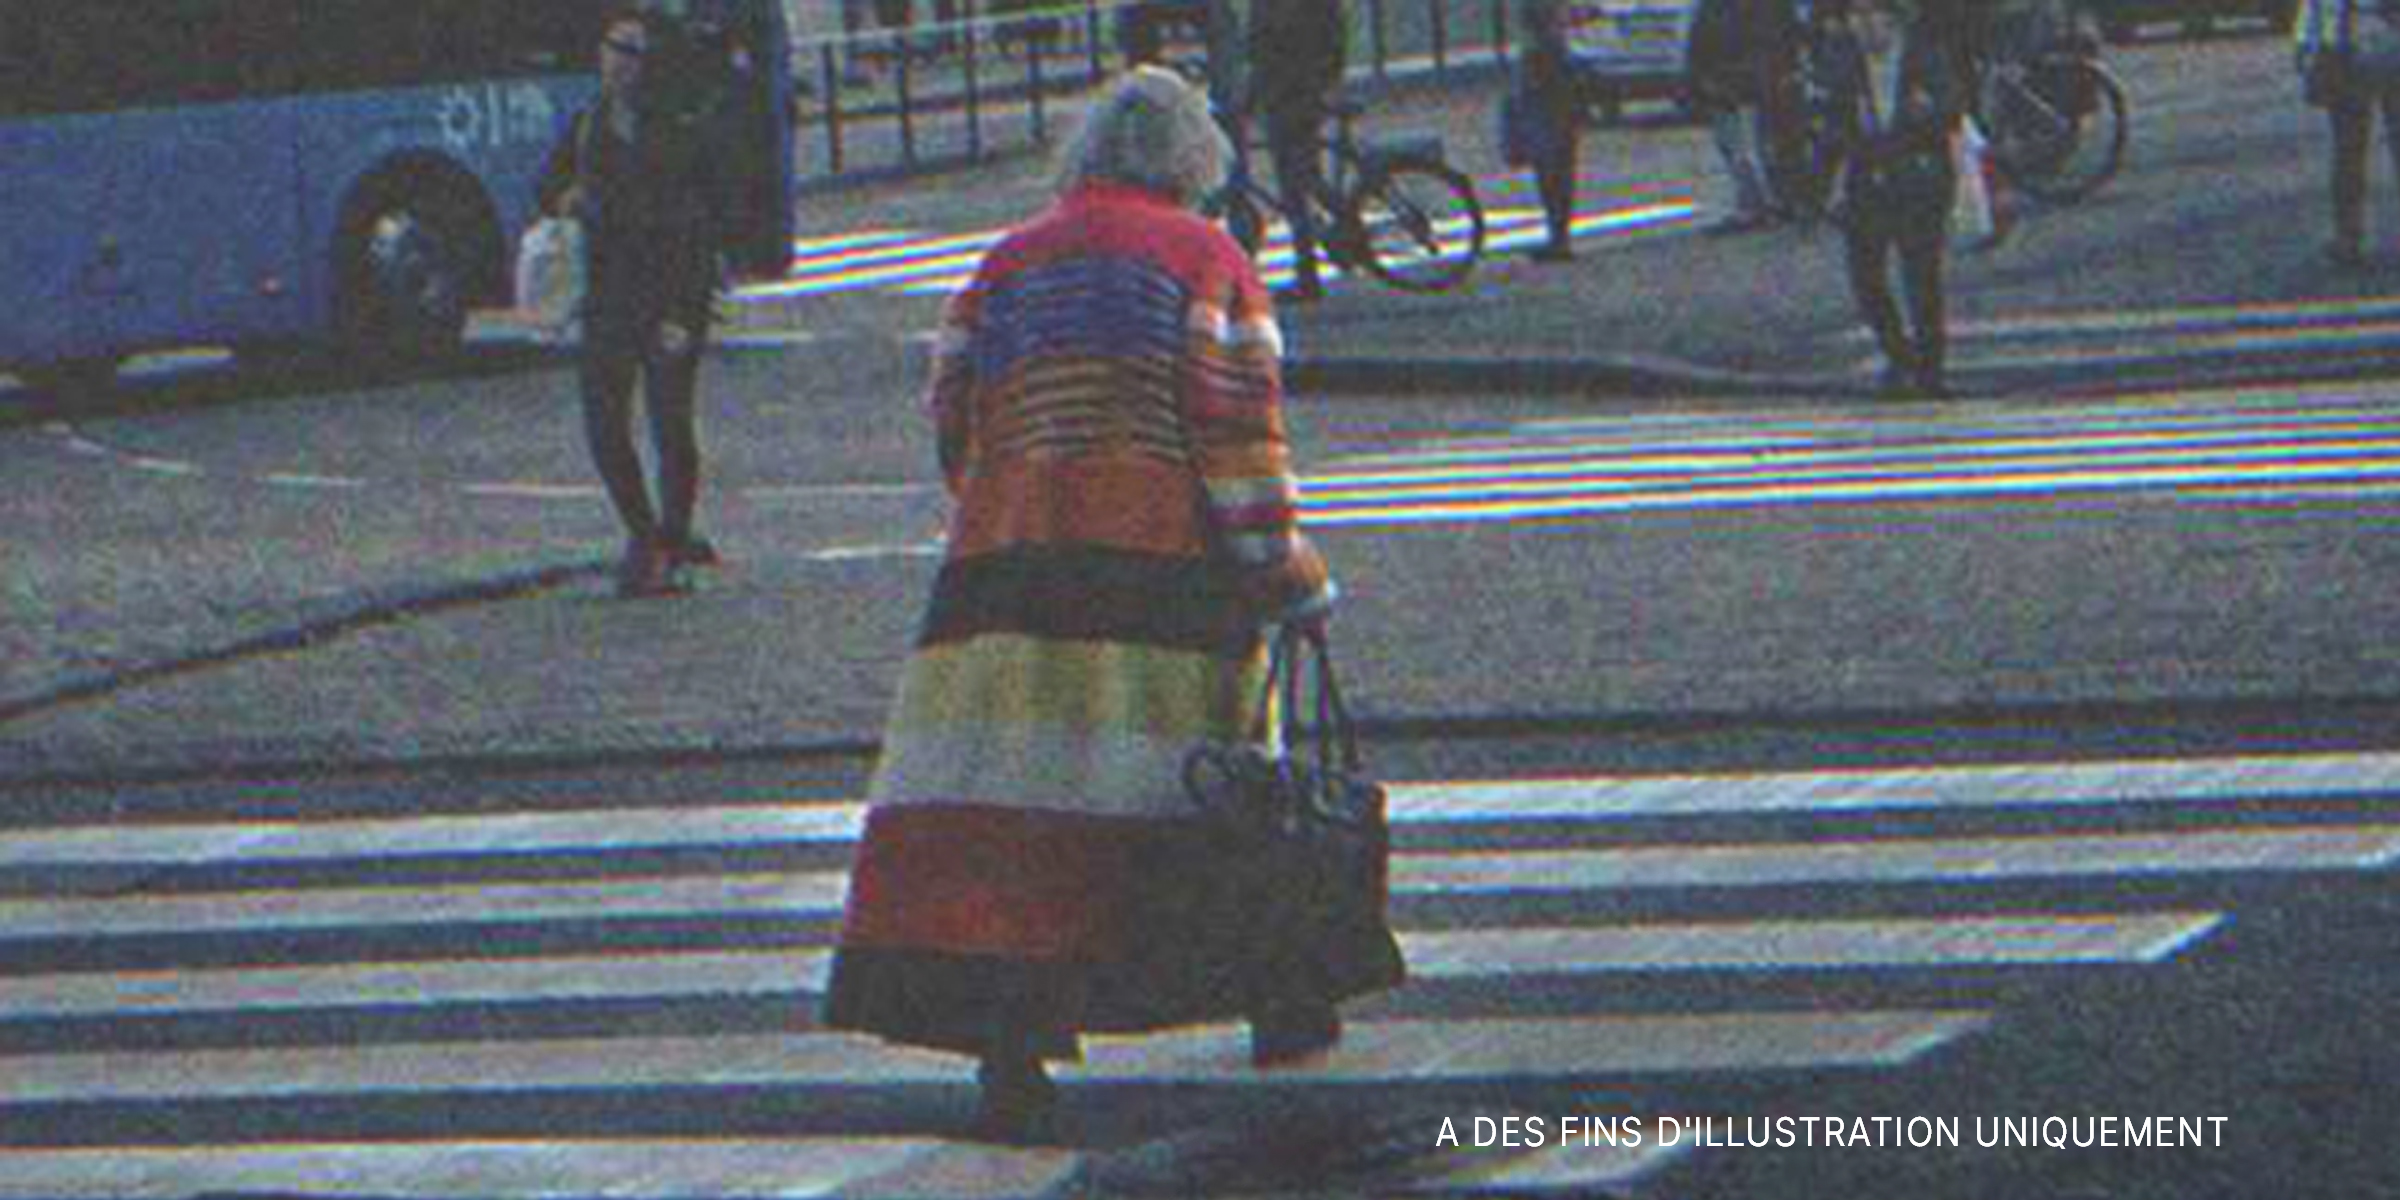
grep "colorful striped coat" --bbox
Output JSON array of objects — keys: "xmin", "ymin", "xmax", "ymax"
[{"xmin": 823, "ymin": 181, "xmax": 1350, "ymax": 1059}]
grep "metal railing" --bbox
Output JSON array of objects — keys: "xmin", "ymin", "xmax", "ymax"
[{"xmin": 785, "ymin": 0, "xmax": 1517, "ymax": 186}]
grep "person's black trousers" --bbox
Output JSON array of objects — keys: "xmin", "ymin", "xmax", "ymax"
[
  {"xmin": 1531, "ymin": 103, "xmax": 1581, "ymax": 253},
  {"xmin": 1263, "ymin": 103, "xmax": 1330, "ymax": 296},
  {"xmin": 579, "ymin": 316, "xmax": 705, "ymax": 547},
  {"xmin": 2326, "ymin": 84, "xmax": 2400, "ymax": 253},
  {"xmin": 1842, "ymin": 185, "xmax": 1950, "ymax": 392}
]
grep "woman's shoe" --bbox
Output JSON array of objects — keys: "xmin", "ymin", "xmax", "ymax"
[
  {"xmin": 666, "ymin": 533, "xmax": 721, "ymax": 570},
  {"xmin": 615, "ymin": 538, "xmax": 687, "ymax": 599},
  {"xmin": 972, "ymin": 1056, "xmax": 1060, "ymax": 1145},
  {"xmin": 1251, "ymin": 1002, "xmax": 1343, "ymax": 1067}
]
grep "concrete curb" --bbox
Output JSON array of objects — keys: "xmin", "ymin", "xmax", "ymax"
[
  {"xmin": 15, "ymin": 682, "xmax": 2400, "ymax": 792},
  {"xmin": 0, "ymin": 559, "xmax": 607, "ymax": 729}
]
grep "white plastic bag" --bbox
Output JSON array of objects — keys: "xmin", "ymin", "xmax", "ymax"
[
  {"xmin": 1951, "ymin": 118, "xmax": 1999, "ymax": 251},
  {"xmin": 514, "ymin": 216, "xmax": 586, "ymax": 342}
]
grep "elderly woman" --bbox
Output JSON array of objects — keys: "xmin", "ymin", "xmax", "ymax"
[{"xmin": 822, "ymin": 67, "xmax": 1400, "ymax": 1144}]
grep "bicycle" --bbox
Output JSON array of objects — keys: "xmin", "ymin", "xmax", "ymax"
[
  {"xmin": 1759, "ymin": 12, "xmax": 2129, "ymax": 218},
  {"xmin": 1974, "ymin": 30, "xmax": 2129, "ymax": 204},
  {"xmin": 1205, "ymin": 97, "xmax": 1488, "ymax": 294}
]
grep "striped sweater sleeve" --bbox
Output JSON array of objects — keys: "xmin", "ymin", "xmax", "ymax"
[
  {"xmin": 1183, "ymin": 245, "xmax": 1323, "ymax": 591},
  {"xmin": 926, "ymin": 277, "xmax": 985, "ymax": 497}
]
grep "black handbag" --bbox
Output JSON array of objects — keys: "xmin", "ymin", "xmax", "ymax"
[{"xmin": 1129, "ymin": 622, "xmax": 1406, "ymax": 1018}]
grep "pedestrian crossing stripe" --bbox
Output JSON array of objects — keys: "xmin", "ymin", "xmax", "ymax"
[
  {"xmin": 1300, "ymin": 441, "xmax": 2400, "ymax": 524},
  {"xmin": 0, "ymin": 1140, "xmax": 1081, "ymax": 1200},
  {"xmin": 788, "ymin": 229, "xmax": 920, "ymax": 256},
  {"xmin": 17, "ymin": 747, "xmax": 2400, "ymax": 868},
  {"xmin": 7, "ymin": 824, "xmax": 2387, "ymax": 944},
  {"xmin": 0, "ymin": 913, "xmax": 2223, "ymax": 1021},
  {"xmin": 1323, "ymin": 404, "xmax": 2400, "ymax": 478},
  {"xmin": 1368, "ymin": 394, "xmax": 2400, "ymax": 462},
  {"xmin": 1, "ymin": 1012, "xmax": 1989, "ymax": 1104},
  {"xmin": 1840, "ymin": 296, "xmax": 2400, "ymax": 377},
  {"xmin": 735, "ymin": 229, "xmax": 1007, "ymax": 300},
  {"xmin": 1937, "ymin": 318, "xmax": 2400, "ymax": 374},
  {"xmin": 7, "ymin": 750, "xmax": 2393, "ymax": 1195},
  {"xmin": 1305, "ymin": 426, "xmax": 2400, "ymax": 496},
  {"xmin": 733, "ymin": 196, "xmax": 1698, "ymax": 303},
  {"xmin": 1845, "ymin": 294, "xmax": 2400, "ymax": 344},
  {"xmin": 1292, "ymin": 393, "xmax": 2400, "ymax": 525},
  {"xmin": 0, "ymin": 1137, "xmax": 1685, "ymax": 1200}
]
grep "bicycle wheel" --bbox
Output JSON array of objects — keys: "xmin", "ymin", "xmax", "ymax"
[
  {"xmin": 1991, "ymin": 61, "xmax": 2128, "ymax": 205},
  {"xmin": 1347, "ymin": 157, "xmax": 1484, "ymax": 293}
]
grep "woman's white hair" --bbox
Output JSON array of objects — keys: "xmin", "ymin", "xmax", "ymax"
[{"xmin": 1057, "ymin": 66, "xmax": 1233, "ymax": 206}]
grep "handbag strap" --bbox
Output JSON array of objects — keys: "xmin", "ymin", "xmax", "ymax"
[{"xmin": 1242, "ymin": 621, "xmax": 1365, "ymax": 780}]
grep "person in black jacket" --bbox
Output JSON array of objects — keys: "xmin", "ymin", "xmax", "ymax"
[
  {"xmin": 1820, "ymin": 0, "xmax": 1965, "ymax": 397},
  {"xmin": 538, "ymin": 5, "xmax": 730, "ymax": 597},
  {"xmin": 1687, "ymin": 0, "xmax": 1801, "ymax": 232},
  {"xmin": 1248, "ymin": 0, "xmax": 1347, "ymax": 301},
  {"xmin": 1519, "ymin": 0, "xmax": 1584, "ymax": 261}
]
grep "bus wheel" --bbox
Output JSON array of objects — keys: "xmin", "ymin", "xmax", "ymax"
[{"xmin": 339, "ymin": 192, "xmax": 471, "ymax": 365}]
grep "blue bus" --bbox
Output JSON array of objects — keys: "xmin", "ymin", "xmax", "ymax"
[{"xmin": 0, "ymin": 0, "xmax": 796, "ymax": 394}]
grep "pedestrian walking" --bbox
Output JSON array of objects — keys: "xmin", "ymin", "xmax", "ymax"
[
  {"xmin": 2297, "ymin": 0, "xmax": 2400, "ymax": 267},
  {"xmin": 1820, "ymin": 0, "xmax": 1967, "ymax": 397},
  {"xmin": 1248, "ymin": 0, "xmax": 1347, "ymax": 300},
  {"xmin": 822, "ymin": 67, "xmax": 1396, "ymax": 1145},
  {"xmin": 1688, "ymin": 0, "xmax": 1801, "ymax": 232},
  {"xmin": 1519, "ymin": 0, "xmax": 1586, "ymax": 260},
  {"xmin": 537, "ymin": 4, "xmax": 731, "ymax": 597}
]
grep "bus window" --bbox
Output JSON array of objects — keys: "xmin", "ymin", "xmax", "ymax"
[{"xmin": 101, "ymin": 2, "xmax": 306, "ymax": 350}]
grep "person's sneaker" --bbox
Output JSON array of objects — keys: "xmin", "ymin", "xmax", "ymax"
[
  {"xmin": 615, "ymin": 538, "xmax": 687, "ymax": 599},
  {"xmin": 1876, "ymin": 363, "xmax": 1918, "ymax": 399},
  {"xmin": 667, "ymin": 534, "xmax": 721, "ymax": 569},
  {"xmin": 1702, "ymin": 210, "xmax": 1775, "ymax": 237}
]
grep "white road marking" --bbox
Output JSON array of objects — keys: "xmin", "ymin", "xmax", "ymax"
[
  {"xmin": 123, "ymin": 456, "xmax": 200, "ymax": 477},
  {"xmin": 458, "ymin": 482, "xmax": 607, "ymax": 500},
  {"xmin": 8, "ymin": 826, "xmax": 2387, "ymax": 939},
  {"xmin": 0, "ymin": 1140, "xmax": 1074, "ymax": 1200},
  {"xmin": 0, "ymin": 913, "xmax": 2220, "ymax": 1020},
  {"xmin": 0, "ymin": 1012, "xmax": 1988, "ymax": 1103},
  {"xmin": 18, "ymin": 750, "xmax": 2400, "ymax": 869},
  {"xmin": 259, "ymin": 472, "xmax": 368, "ymax": 490}
]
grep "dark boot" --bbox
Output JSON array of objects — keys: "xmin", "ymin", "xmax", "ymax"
[
  {"xmin": 1251, "ymin": 1001, "xmax": 1343, "ymax": 1067},
  {"xmin": 972, "ymin": 1052, "xmax": 1059, "ymax": 1144}
]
